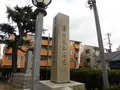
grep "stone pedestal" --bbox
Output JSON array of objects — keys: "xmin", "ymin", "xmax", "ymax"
[
  {"xmin": 11, "ymin": 73, "xmax": 31, "ymax": 89},
  {"xmin": 9, "ymin": 51, "xmax": 32, "ymax": 90},
  {"xmin": 39, "ymin": 80, "xmax": 86, "ymax": 90}
]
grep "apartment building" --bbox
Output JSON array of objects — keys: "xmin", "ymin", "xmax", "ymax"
[{"xmin": 2, "ymin": 34, "xmax": 82, "ymax": 69}]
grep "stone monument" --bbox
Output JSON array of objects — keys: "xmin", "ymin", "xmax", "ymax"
[
  {"xmin": 51, "ymin": 12, "xmax": 70, "ymax": 83},
  {"xmin": 39, "ymin": 13, "xmax": 86, "ymax": 90}
]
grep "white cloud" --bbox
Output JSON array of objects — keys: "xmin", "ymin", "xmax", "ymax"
[{"xmin": 0, "ymin": 0, "xmax": 120, "ymax": 51}]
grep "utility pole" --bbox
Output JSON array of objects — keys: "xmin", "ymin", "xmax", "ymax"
[
  {"xmin": 106, "ymin": 33, "xmax": 112, "ymax": 52},
  {"xmin": 87, "ymin": 0, "xmax": 109, "ymax": 89}
]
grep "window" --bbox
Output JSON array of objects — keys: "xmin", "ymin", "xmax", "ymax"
[
  {"xmin": 30, "ymin": 35, "xmax": 35, "ymax": 41},
  {"xmin": 86, "ymin": 58, "xmax": 90, "ymax": 62},
  {"xmin": 86, "ymin": 49, "xmax": 90, "ymax": 54},
  {"xmin": 8, "ymin": 55, "xmax": 12, "ymax": 60},
  {"xmin": 75, "ymin": 49, "xmax": 79, "ymax": 53},
  {"xmin": 48, "ymin": 57, "xmax": 52, "ymax": 61},
  {"xmin": 76, "ymin": 58, "xmax": 78, "ymax": 61},
  {"xmin": 19, "ymin": 55, "xmax": 24, "ymax": 60},
  {"xmin": 70, "ymin": 58, "xmax": 74, "ymax": 62},
  {"xmin": 41, "ymin": 56, "xmax": 48, "ymax": 60},
  {"xmin": 41, "ymin": 45, "xmax": 47, "ymax": 50},
  {"xmin": 70, "ymin": 50, "xmax": 73, "ymax": 54},
  {"xmin": 49, "ymin": 47, "xmax": 52, "ymax": 50}
]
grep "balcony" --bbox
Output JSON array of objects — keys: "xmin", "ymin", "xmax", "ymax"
[
  {"xmin": 4, "ymin": 48, "xmax": 12, "ymax": 54},
  {"xmin": 42, "ymin": 40, "xmax": 52, "ymax": 46},
  {"xmin": 70, "ymin": 62, "xmax": 76, "ymax": 68},
  {"xmin": 42, "ymin": 40, "xmax": 48, "ymax": 45},
  {"xmin": 75, "ymin": 44, "xmax": 79, "ymax": 49},
  {"xmin": 41, "ymin": 50, "xmax": 47, "ymax": 55},
  {"xmin": 40, "ymin": 60, "xmax": 51, "ymax": 66},
  {"xmin": 49, "ymin": 41, "xmax": 52, "ymax": 46},
  {"xmin": 41, "ymin": 50, "xmax": 52, "ymax": 56},
  {"xmin": 48, "ymin": 50, "xmax": 52, "ymax": 56}
]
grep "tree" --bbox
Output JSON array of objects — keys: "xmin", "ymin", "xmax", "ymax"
[{"xmin": 0, "ymin": 5, "xmax": 36, "ymax": 73}]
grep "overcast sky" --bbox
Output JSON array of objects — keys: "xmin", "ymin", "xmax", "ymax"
[{"xmin": 0, "ymin": 0, "xmax": 120, "ymax": 51}]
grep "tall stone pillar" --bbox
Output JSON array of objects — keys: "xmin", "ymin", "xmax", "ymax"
[{"xmin": 51, "ymin": 13, "xmax": 70, "ymax": 83}]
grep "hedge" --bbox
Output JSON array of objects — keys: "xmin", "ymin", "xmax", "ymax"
[
  {"xmin": 70, "ymin": 68, "xmax": 103, "ymax": 90},
  {"xmin": 39, "ymin": 68, "xmax": 120, "ymax": 90}
]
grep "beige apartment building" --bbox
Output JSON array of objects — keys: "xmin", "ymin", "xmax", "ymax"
[{"xmin": 82, "ymin": 45, "xmax": 99, "ymax": 68}]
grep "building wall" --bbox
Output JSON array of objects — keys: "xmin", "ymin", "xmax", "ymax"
[
  {"xmin": 69, "ymin": 41, "xmax": 80, "ymax": 68},
  {"xmin": 2, "ymin": 34, "xmax": 82, "ymax": 69},
  {"xmin": 82, "ymin": 45, "xmax": 99, "ymax": 68},
  {"xmin": 3, "ymin": 48, "xmax": 25, "ymax": 68}
]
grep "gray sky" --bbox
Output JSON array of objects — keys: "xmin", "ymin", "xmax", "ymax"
[{"xmin": 0, "ymin": 0, "xmax": 120, "ymax": 51}]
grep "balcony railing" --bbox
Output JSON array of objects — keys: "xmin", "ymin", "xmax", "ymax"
[
  {"xmin": 40, "ymin": 60, "xmax": 51, "ymax": 66},
  {"xmin": 42, "ymin": 40, "xmax": 52, "ymax": 46},
  {"xmin": 41, "ymin": 50, "xmax": 52, "ymax": 56}
]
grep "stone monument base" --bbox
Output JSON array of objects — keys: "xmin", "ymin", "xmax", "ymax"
[
  {"xmin": 39, "ymin": 80, "xmax": 86, "ymax": 90},
  {"xmin": 10, "ymin": 73, "xmax": 31, "ymax": 89}
]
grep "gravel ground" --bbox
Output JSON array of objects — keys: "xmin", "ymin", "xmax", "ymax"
[
  {"xmin": 0, "ymin": 82, "xmax": 30, "ymax": 90},
  {"xmin": 0, "ymin": 82, "xmax": 12, "ymax": 90}
]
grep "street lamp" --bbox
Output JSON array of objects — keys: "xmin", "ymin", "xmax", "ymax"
[
  {"xmin": 87, "ymin": 0, "xmax": 109, "ymax": 90},
  {"xmin": 31, "ymin": 0, "xmax": 52, "ymax": 90},
  {"xmin": 32, "ymin": 0, "xmax": 52, "ymax": 7}
]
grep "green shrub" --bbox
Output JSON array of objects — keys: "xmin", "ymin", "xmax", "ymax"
[
  {"xmin": 108, "ymin": 70, "xmax": 120, "ymax": 85},
  {"xmin": 70, "ymin": 68, "xmax": 103, "ymax": 90},
  {"xmin": 40, "ymin": 67, "xmax": 51, "ymax": 80},
  {"xmin": 110, "ymin": 84, "xmax": 120, "ymax": 90}
]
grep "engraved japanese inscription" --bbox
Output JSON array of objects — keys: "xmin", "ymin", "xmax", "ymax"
[{"xmin": 61, "ymin": 26, "xmax": 67, "ymax": 65}]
